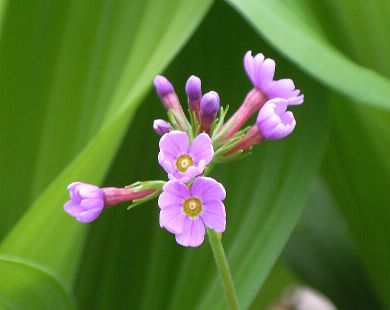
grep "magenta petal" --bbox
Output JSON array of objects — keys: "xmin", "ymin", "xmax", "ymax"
[
  {"xmin": 287, "ymin": 94, "xmax": 304, "ymax": 106},
  {"xmin": 80, "ymin": 198, "xmax": 104, "ymax": 212},
  {"xmin": 77, "ymin": 208, "xmax": 103, "ymax": 223},
  {"xmin": 174, "ymin": 165, "xmax": 203, "ymax": 183},
  {"xmin": 258, "ymin": 58, "xmax": 276, "ymax": 90},
  {"xmin": 158, "ymin": 152, "xmax": 174, "ymax": 175},
  {"xmin": 191, "ymin": 177, "xmax": 226, "ymax": 203},
  {"xmin": 266, "ymin": 79, "xmax": 295, "ymax": 99},
  {"xmin": 159, "ymin": 131, "xmax": 190, "ymax": 161},
  {"xmin": 160, "ymin": 207, "xmax": 186, "ymax": 234},
  {"xmin": 64, "ymin": 201, "xmax": 83, "ymax": 217},
  {"xmin": 201, "ymin": 200, "xmax": 226, "ymax": 233},
  {"xmin": 78, "ymin": 185, "xmax": 103, "ymax": 199},
  {"xmin": 158, "ymin": 180, "xmax": 190, "ymax": 209},
  {"xmin": 67, "ymin": 182, "xmax": 82, "ymax": 202},
  {"xmin": 244, "ymin": 51, "xmax": 255, "ymax": 84},
  {"xmin": 175, "ymin": 218, "xmax": 205, "ymax": 247},
  {"xmin": 189, "ymin": 133, "xmax": 214, "ymax": 165}
]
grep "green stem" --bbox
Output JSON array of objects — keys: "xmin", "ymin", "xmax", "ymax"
[{"xmin": 207, "ymin": 228, "xmax": 240, "ymax": 310}]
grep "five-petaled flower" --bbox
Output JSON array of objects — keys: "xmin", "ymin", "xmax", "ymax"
[
  {"xmin": 244, "ymin": 51, "xmax": 304, "ymax": 105},
  {"xmin": 64, "ymin": 182, "xmax": 105, "ymax": 223},
  {"xmin": 257, "ymin": 98, "xmax": 296, "ymax": 140},
  {"xmin": 158, "ymin": 177, "xmax": 226, "ymax": 247},
  {"xmin": 158, "ymin": 130, "xmax": 214, "ymax": 183}
]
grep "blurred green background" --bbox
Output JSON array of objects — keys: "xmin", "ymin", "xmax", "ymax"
[{"xmin": 0, "ymin": 0, "xmax": 388, "ymax": 309}]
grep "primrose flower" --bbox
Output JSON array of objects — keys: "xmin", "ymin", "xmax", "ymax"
[
  {"xmin": 158, "ymin": 131, "xmax": 214, "ymax": 182},
  {"xmin": 153, "ymin": 119, "xmax": 172, "ymax": 136},
  {"xmin": 221, "ymin": 51, "xmax": 303, "ymax": 141},
  {"xmin": 257, "ymin": 98, "xmax": 296, "ymax": 140},
  {"xmin": 64, "ymin": 182, "xmax": 105, "ymax": 223},
  {"xmin": 200, "ymin": 91, "xmax": 220, "ymax": 133},
  {"xmin": 244, "ymin": 51, "xmax": 304, "ymax": 105},
  {"xmin": 158, "ymin": 177, "xmax": 226, "ymax": 247},
  {"xmin": 65, "ymin": 182, "xmax": 161, "ymax": 223}
]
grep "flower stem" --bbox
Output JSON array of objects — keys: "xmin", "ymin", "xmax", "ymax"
[{"xmin": 207, "ymin": 228, "xmax": 240, "ymax": 310}]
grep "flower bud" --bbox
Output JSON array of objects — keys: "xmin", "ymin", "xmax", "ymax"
[
  {"xmin": 153, "ymin": 119, "xmax": 172, "ymax": 136},
  {"xmin": 185, "ymin": 75, "xmax": 202, "ymax": 117},
  {"xmin": 256, "ymin": 98, "xmax": 296, "ymax": 140},
  {"xmin": 64, "ymin": 182, "xmax": 105, "ymax": 223},
  {"xmin": 153, "ymin": 75, "xmax": 189, "ymax": 131},
  {"xmin": 200, "ymin": 91, "xmax": 220, "ymax": 133},
  {"xmin": 154, "ymin": 75, "xmax": 174, "ymax": 98}
]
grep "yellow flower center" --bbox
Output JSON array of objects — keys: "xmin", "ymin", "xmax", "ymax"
[
  {"xmin": 183, "ymin": 197, "xmax": 202, "ymax": 218},
  {"xmin": 176, "ymin": 154, "xmax": 193, "ymax": 172}
]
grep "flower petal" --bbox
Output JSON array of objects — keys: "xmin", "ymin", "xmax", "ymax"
[
  {"xmin": 258, "ymin": 58, "xmax": 276, "ymax": 90},
  {"xmin": 67, "ymin": 182, "xmax": 82, "ymax": 202},
  {"xmin": 191, "ymin": 177, "xmax": 226, "ymax": 203},
  {"xmin": 76, "ymin": 208, "xmax": 103, "ymax": 223},
  {"xmin": 78, "ymin": 185, "xmax": 104, "ymax": 199},
  {"xmin": 64, "ymin": 201, "xmax": 83, "ymax": 217},
  {"xmin": 189, "ymin": 133, "xmax": 214, "ymax": 165},
  {"xmin": 80, "ymin": 198, "xmax": 104, "ymax": 212},
  {"xmin": 175, "ymin": 218, "xmax": 205, "ymax": 247},
  {"xmin": 244, "ymin": 50, "xmax": 255, "ymax": 85},
  {"xmin": 159, "ymin": 130, "xmax": 190, "ymax": 162},
  {"xmin": 266, "ymin": 79, "xmax": 295, "ymax": 99},
  {"xmin": 158, "ymin": 151, "xmax": 174, "ymax": 175},
  {"xmin": 201, "ymin": 200, "xmax": 226, "ymax": 233},
  {"xmin": 158, "ymin": 180, "xmax": 190, "ymax": 209},
  {"xmin": 160, "ymin": 206, "xmax": 186, "ymax": 234}
]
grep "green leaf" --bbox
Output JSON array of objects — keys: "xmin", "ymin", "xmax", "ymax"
[
  {"xmin": 0, "ymin": 0, "xmax": 213, "ymax": 285},
  {"xmin": 74, "ymin": 3, "xmax": 328, "ymax": 309},
  {"xmin": 226, "ymin": 0, "xmax": 390, "ymax": 111},
  {"xmin": 283, "ymin": 177, "xmax": 383, "ymax": 309},
  {"xmin": 0, "ymin": 255, "xmax": 74, "ymax": 310},
  {"xmin": 323, "ymin": 97, "xmax": 390, "ymax": 309}
]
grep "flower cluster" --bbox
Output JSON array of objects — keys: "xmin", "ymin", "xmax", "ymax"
[{"xmin": 64, "ymin": 51, "xmax": 303, "ymax": 248}]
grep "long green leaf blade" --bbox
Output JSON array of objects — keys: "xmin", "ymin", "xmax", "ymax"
[{"xmin": 226, "ymin": 0, "xmax": 390, "ymax": 111}]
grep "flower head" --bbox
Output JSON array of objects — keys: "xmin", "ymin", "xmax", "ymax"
[
  {"xmin": 64, "ymin": 182, "xmax": 105, "ymax": 223},
  {"xmin": 244, "ymin": 51, "xmax": 304, "ymax": 105},
  {"xmin": 257, "ymin": 98, "xmax": 296, "ymax": 140},
  {"xmin": 158, "ymin": 131, "xmax": 214, "ymax": 182},
  {"xmin": 158, "ymin": 177, "xmax": 226, "ymax": 247},
  {"xmin": 153, "ymin": 119, "xmax": 172, "ymax": 136}
]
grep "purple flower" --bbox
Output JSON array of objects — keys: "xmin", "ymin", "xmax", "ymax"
[
  {"xmin": 244, "ymin": 51, "xmax": 304, "ymax": 105},
  {"xmin": 153, "ymin": 119, "xmax": 172, "ymax": 136},
  {"xmin": 158, "ymin": 131, "xmax": 214, "ymax": 182},
  {"xmin": 200, "ymin": 91, "xmax": 220, "ymax": 133},
  {"xmin": 158, "ymin": 177, "xmax": 226, "ymax": 247},
  {"xmin": 64, "ymin": 182, "xmax": 105, "ymax": 223},
  {"xmin": 257, "ymin": 98, "xmax": 296, "ymax": 140}
]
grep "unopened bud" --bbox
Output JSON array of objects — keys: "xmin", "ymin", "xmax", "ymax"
[
  {"xmin": 200, "ymin": 91, "xmax": 220, "ymax": 133},
  {"xmin": 154, "ymin": 75, "xmax": 174, "ymax": 98},
  {"xmin": 153, "ymin": 119, "xmax": 172, "ymax": 136},
  {"xmin": 185, "ymin": 75, "xmax": 202, "ymax": 118}
]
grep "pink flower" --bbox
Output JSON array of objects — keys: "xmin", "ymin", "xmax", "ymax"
[
  {"xmin": 244, "ymin": 51, "xmax": 304, "ymax": 105},
  {"xmin": 158, "ymin": 131, "xmax": 214, "ymax": 182},
  {"xmin": 158, "ymin": 177, "xmax": 226, "ymax": 247},
  {"xmin": 64, "ymin": 182, "xmax": 104, "ymax": 223},
  {"xmin": 257, "ymin": 98, "xmax": 296, "ymax": 140}
]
